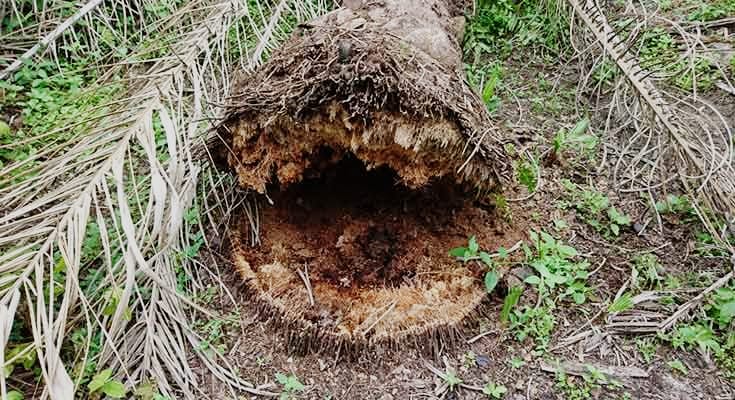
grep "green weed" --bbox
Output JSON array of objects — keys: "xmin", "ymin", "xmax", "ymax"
[
  {"xmin": 501, "ymin": 286, "xmax": 524, "ymax": 323},
  {"xmin": 667, "ymin": 359, "xmax": 688, "ymax": 375},
  {"xmin": 463, "ymin": 0, "xmax": 569, "ymax": 60},
  {"xmin": 462, "ymin": 351, "xmax": 478, "ymax": 368},
  {"xmin": 592, "ymin": 60, "xmax": 617, "ymax": 86},
  {"xmin": 482, "ymin": 381, "xmax": 507, "ymax": 399},
  {"xmin": 88, "ymin": 369, "xmax": 126, "ymax": 399},
  {"xmin": 560, "ymin": 180, "xmax": 631, "ymax": 238},
  {"xmin": 466, "ymin": 63, "xmax": 503, "ymax": 113},
  {"xmin": 631, "ymin": 253, "xmax": 664, "ymax": 290},
  {"xmin": 655, "ymin": 194, "xmax": 696, "ymax": 219},
  {"xmin": 516, "ymin": 157, "xmax": 539, "ymax": 192},
  {"xmin": 440, "ymin": 369, "xmax": 463, "ymax": 391},
  {"xmin": 450, "ymin": 236, "xmax": 500, "ymax": 294},
  {"xmin": 636, "ymin": 337, "xmax": 659, "ymax": 363},
  {"xmin": 509, "ymin": 356, "xmax": 526, "ymax": 369},
  {"xmin": 657, "ymin": 282, "xmax": 735, "ymax": 377},
  {"xmin": 1, "ymin": 61, "xmax": 120, "ymax": 185},
  {"xmin": 551, "ymin": 118, "xmax": 597, "ymax": 161},
  {"xmin": 195, "ymin": 312, "xmax": 239, "ymax": 356},
  {"xmin": 276, "ymin": 373, "xmax": 305, "ymax": 400},
  {"xmin": 638, "ymin": 28, "xmax": 721, "ymax": 91},
  {"xmin": 687, "ymin": 0, "xmax": 735, "ymax": 22},
  {"xmin": 555, "ymin": 365, "xmax": 622, "ymax": 400},
  {"xmin": 510, "ymin": 303, "xmax": 556, "ymax": 351},
  {"xmin": 608, "ymin": 292, "xmax": 634, "ymax": 314},
  {"xmin": 523, "ymin": 231, "xmax": 591, "ymax": 304}
]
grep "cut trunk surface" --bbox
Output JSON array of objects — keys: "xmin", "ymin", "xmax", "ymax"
[{"xmin": 220, "ymin": 0, "xmax": 518, "ymax": 356}]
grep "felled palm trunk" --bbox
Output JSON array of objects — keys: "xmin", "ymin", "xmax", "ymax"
[
  {"xmin": 220, "ymin": 0, "xmax": 510, "ymax": 192},
  {"xmin": 218, "ymin": 0, "xmax": 518, "ymax": 357}
]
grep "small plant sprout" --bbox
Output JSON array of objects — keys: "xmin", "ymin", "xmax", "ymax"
[
  {"xmin": 636, "ymin": 338, "xmax": 658, "ymax": 363},
  {"xmin": 441, "ymin": 369, "xmax": 463, "ymax": 391},
  {"xmin": 560, "ymin": 180, "xmax": 631, "ymax": 238},
  {"xmin": 551, "ymin": 118, "xmax": 596, "ymax": 161},
  {"xmin": 482, "ymin": 381, "xmax": 508, "ymax": 398},
  {"xmin": 88, "ymin": 369, "xmax": 126, "ymax": 399},
  {"xmin": 667, "ymin": 359, "xmax": 688, "ymax": 375},
  {"xmin": 463, "ymin": 351, "xmax": 478, "ymax": 368},
  {"xmin": 523, "ymin": 231, "xmax": 590, "ymax": 304},
  {"xmin": 276, "ymin": 372, "xmax": 305, "ymax": 400},
  {"xmin": 501, "ymin": 286, "xmax": 523, "ymax": 323},
  {"xmin": 608, "ymin": 292, "xmax": 634, "ymax": 314},
  {"xmin": 509, "ymin": 356, "xmax": 526, "ymax": 369},
  {"xmin": 516, "ymin": 156, "xmax": 539, "ymax": 193},
  {"xmin": 450, "ymin": 236, "xmax": 500, "ymax": 294}
]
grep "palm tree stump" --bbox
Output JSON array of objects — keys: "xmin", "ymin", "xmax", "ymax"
[{"xmin": 219, "ymin": 0, "xmax": 520, "ymax": 357}]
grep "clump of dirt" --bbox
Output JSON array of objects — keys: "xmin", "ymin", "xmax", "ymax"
[{"xmin": 232, "ymin": 151, "xmax": 527, "ymax": 354}]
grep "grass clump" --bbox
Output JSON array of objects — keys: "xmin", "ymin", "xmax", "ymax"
[{"xmin": 464, "ymin": 0, "xmax": 569, "ymax": 60}]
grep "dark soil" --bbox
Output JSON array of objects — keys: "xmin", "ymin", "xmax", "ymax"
[{"xmin": 238, "ymin": 152, "xmax": 518, "ymax": 293}]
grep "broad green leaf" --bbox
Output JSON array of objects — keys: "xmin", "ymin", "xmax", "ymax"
[
  {"xmin": 484, "ymin": 271, "xmax": 499, "ymax": 293},
  {"xmin": 479, "ymin": 251, "xmax": 493, "ymax": 267},
  {"xmin": 718, "ymin": 301, "xmax": 735, "ymax": 322},
  {"xmin": 569, "ymin": 118, "xmax": 590, "ymax": 136},
  {"xmin": 532, "ymin": 262, "xmax": 550, "ymax": 278},
  {"xmin": 89, "ymin": 369, "xmax": 112, "ymax": 393},
  {"xmin": 0, "ymin": 121, "xmax": 10, "ymax": 137},
  {"xmin": 275, "ymin": 373, "xmax": 288, "ymax": 385},
  {"xmin": 497, "ymin": 246, "xmax": 508, "ymax": 259},
  {"xmin": 572, "ymin": 292, "xmax": 586, "ymax": 304},
  {"xmin": 548, "ymin": 274, "xmax": 568, "ymax": 285},
  {"xmin": 607, "ymin": 207, "xmax": 631, "ymax": 225},
  {"xmin": 540, "ymin": 231, "xmax": 555, "ymax": 244},
  {"xmin": 7, "ymin": 391, "xmax": 23, "ymax": 400},
  {"xmin": 468, "ymin": 236, "xmax": 479, "ymax": 255},
  {"xmin": 667, "ymin": 359, "xmax": 687, "ymax": 375},
  {"xmin": 558, "ymin": 244, "xmax": 577, "ymax": 258},
  {"xmin": 449, "ymin": 247, "xmax": 467, "ymax": 258},
  {"xmin": 501, "ymin": 286, "xmax": 523, "ymax": 323},
  {"xmin": 524, "ymin": 275, "xmax": 541, "ymax": 285},
  {"xmin": 610, "ymin": 223, "xmax": 620, "ymax": 236},
  {"xmin": 102, "ymin": 381, "xmax": 126, "ymax": 398}
]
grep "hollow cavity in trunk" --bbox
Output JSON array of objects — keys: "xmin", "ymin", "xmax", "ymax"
[{"xmin": 232, "ymin": 150, "xmax": 524, "ymax": 351}]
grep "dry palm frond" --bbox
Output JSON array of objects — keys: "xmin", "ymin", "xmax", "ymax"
[
  {"xmin": 0, "ymin": 0, "xmax": 330, "ymax": 398},
  {"xmin": 565, "ymin": 0, "xmax": 734, "ymax": 246},
  {"xmin": 0, "ymin": 0, "xmax": 188, "ymax": 75}
]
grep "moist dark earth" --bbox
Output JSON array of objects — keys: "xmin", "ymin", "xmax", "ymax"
[{"xmin": 238, "ymin": 154, "xmax": 519, "ymax": 290}]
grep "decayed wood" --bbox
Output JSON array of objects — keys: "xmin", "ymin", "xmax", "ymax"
[{"xmin": 219, "ymin": 0, "xmax": 510, "ymax": 193}]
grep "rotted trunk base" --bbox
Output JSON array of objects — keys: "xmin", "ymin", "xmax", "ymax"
[
  {"xmin": 229, "ymin": 156, "xmax": 526, "ymax": 358},
  {"xmin": 221, "ymin": 0, "xmax": 516, "ymax": 357}
]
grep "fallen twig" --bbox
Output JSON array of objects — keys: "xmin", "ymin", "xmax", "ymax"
[
  {"xmin": 540, "ymin": 360, "xmax": 649, "ymax": 379},
  {"xmin": 660, "ymin": 258, "xmax": 734, "ymax": 330},
  {"xmin": 296, "ymin": 265, "xmax": 315, "ymax": 306}
]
